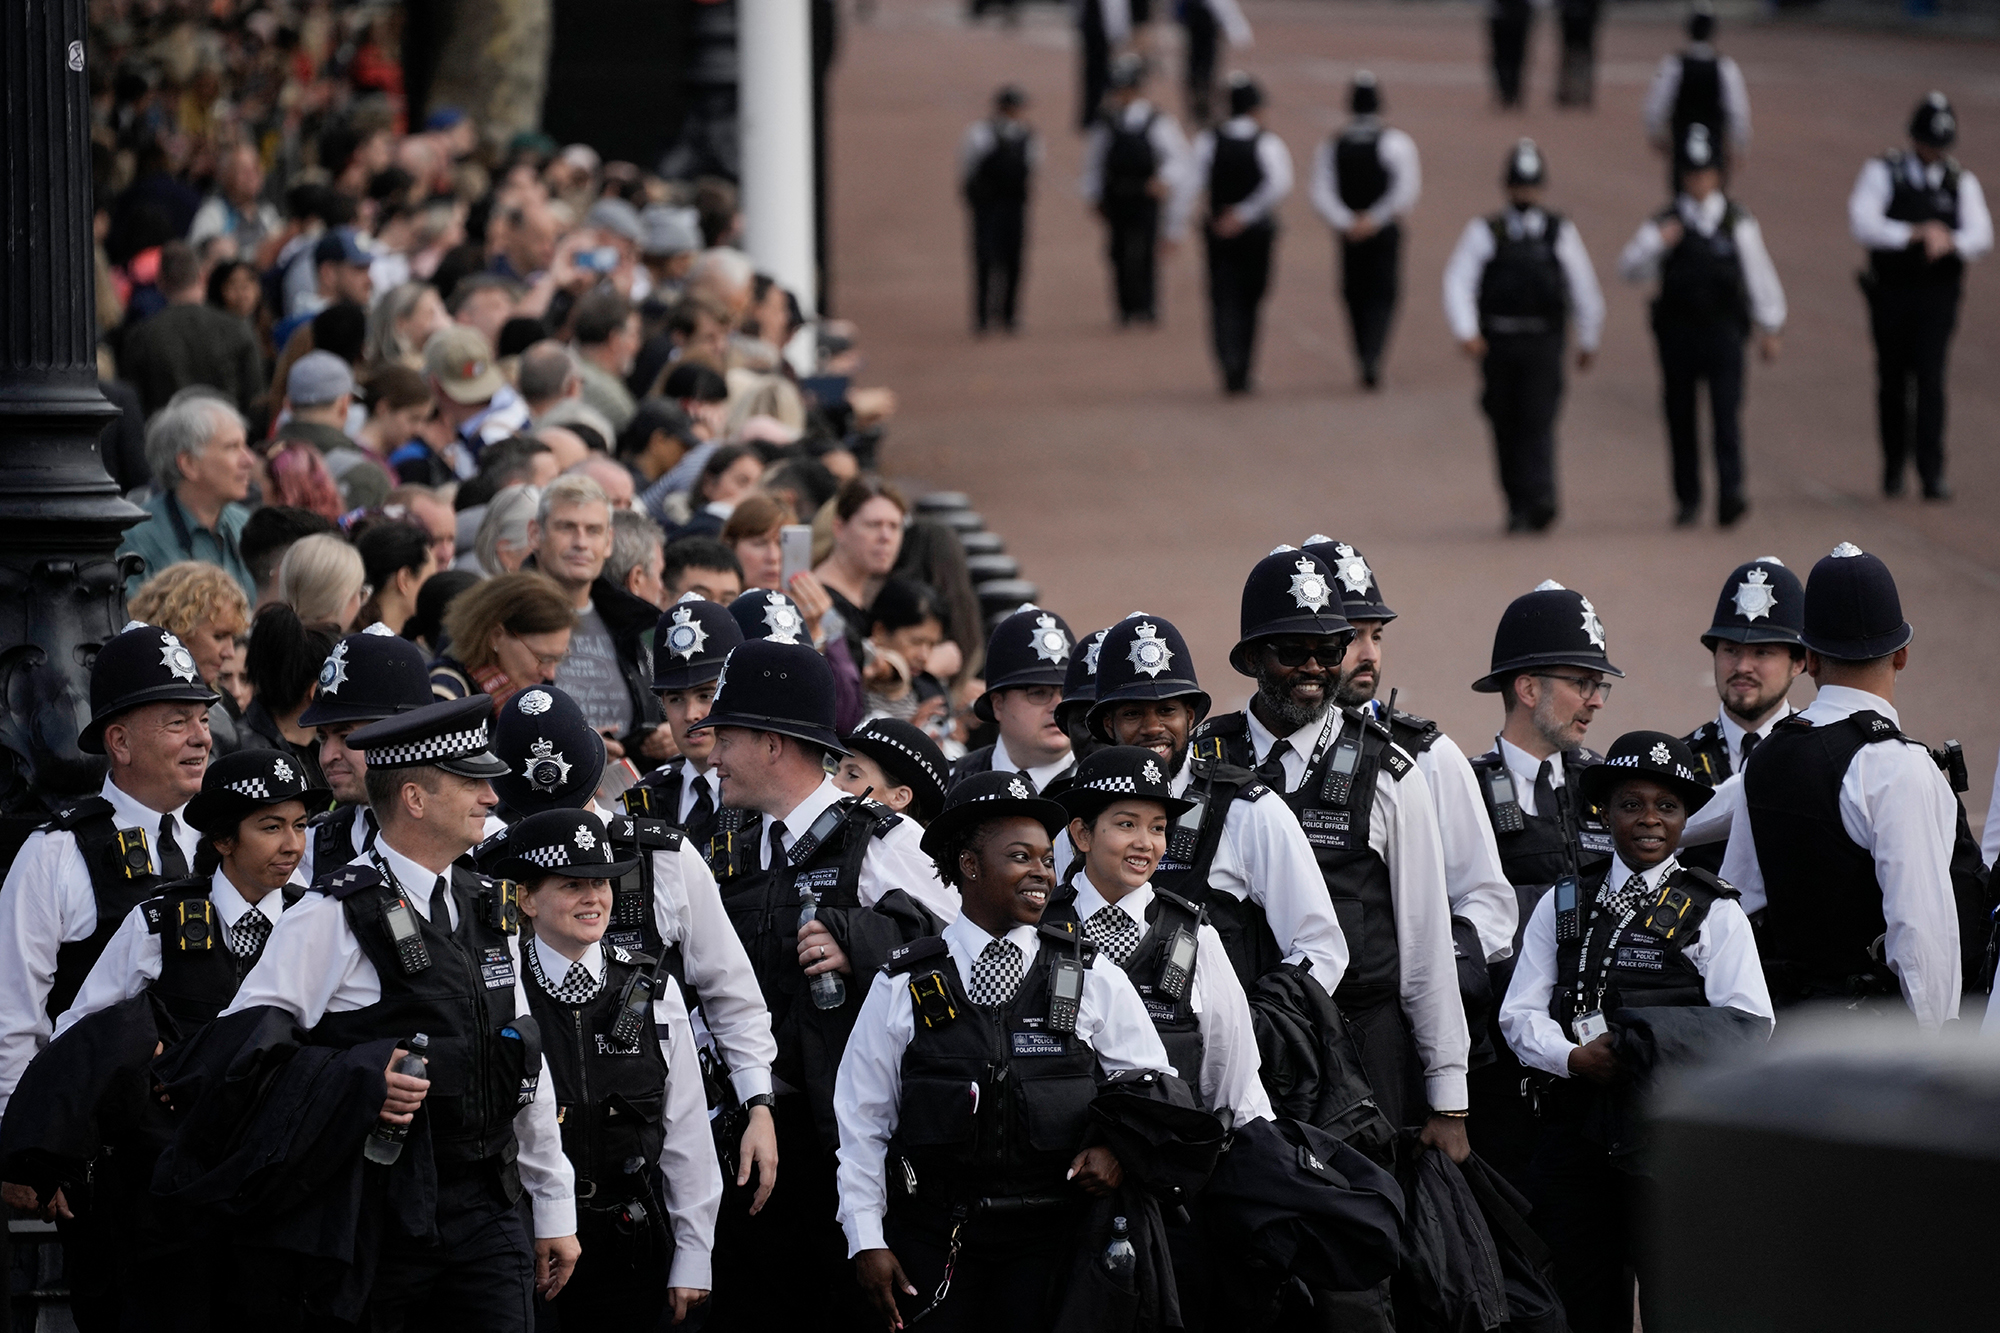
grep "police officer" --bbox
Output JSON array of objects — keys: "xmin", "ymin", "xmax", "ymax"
[
  {"xmin": 1195, "ymin": 547, "xmax": 1470, "ymax": 1153},
  {"xmin": 1309, "ymin": 73, "xmax": 1421, "ymax": 390},
  {"xmin": 1178, "ymin": 0, "xmax": 1251, "ymax": 127},
  {"xmin": 1055, "ymin": 626, "xmax": 1110, "ymax": 763},
  {"xmin": 1086, "ymin": 610, "xmax": 1348, "ymax": 998},
  {"xmin": 1076, "ymin": 0, "xmax": 1125, "ymax": 131},
  {"xmin": 1644, "ymin": 5, "xmax": 1750, "ymax": 189},
  {"xmin": 1443, "ymin": 140, "xmax": 1605, "ymax": 533},
  {"xmin": 1487, "ymin": 0, "xmax": 1532, "ymax": 109},
  {"xmin": 689, "ymin": 638, "xmax": 958, "ymax": 1330},
  {"xmin": 1849, "ymin": 91, "xmax": 1992, "ymax": 501},
  {"xmin": 1619, "ymin": 124, "xmax": 1786, "ymax": 528},
  {"xmin": 1302, "ymin": 535, "xmax": 1518, "ymax": 970},
  {"xmin": 1085, "ymin": 54, "xmax": 1196, "ymax": 328},
  {"xmin": 1676, "ymin": 557, "xmax": 1805, "ymax": 874},
  {"xmin": 1499, "ymin": 730, "xmax": 1771, "ymax": 1332},
  {"xmin": 837, "ymin": 718, "xmax": 950, "ymax": 826},
  {"xmin": 635, "ymin": 593, "xmax": 744, "ymax": 848},
  {"xmin": 299, "ymin": 622, "xmax": 437, "ymax": 882},
  {"xmin": 834, "ymin": 770, "xmax": 1171, "ymax": 1331},
  {"xmin": 1462, "ymin": 581, "xmax": 1621, "ymax": 1184},
  {"xmin": 494, "ymin": 808, "xmax": 720, "ymax": 1327},
  {"xmin": 1554, "ymin": 0, "xmax": 1602, "ymax": 108},
  {"xmin": 960, "ymin": 86, "xmax": 1040, "ymax": 336},
  {"xmin": 224, "ymin": 694, "xmax": 580, "ymax": 1326},
  {"xmin": 952, "ymin": 604, "xmax": 1077, "ymax": 791},
  {"xmin": 1193, "ymin": 74, "xmax": 1293, "ymax": 394},
  {"xmin": 1723, "ymin": 543, "xmax": 1963, "ymax": 1030},
  {"xmin": 487, "ymin": 683, "xmax": 607, "ymax": 823},
  {"xmin": 730, "ymin": 586, "xmax": 811, "ymax": 646}
]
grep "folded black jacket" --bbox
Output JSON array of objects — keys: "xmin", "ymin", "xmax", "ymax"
[
  {"xmin": 1397, "ymin": 1146, "xmax": 1508, "ymax": 1333},
  {"xmin": 1590, "ymin": 1004, "xmax": 1770, "ymax": 1164},
  {"xmin": 1087, "ymin": 1067, "xmax": 1227, "ymax": 1210},
  {"xmin": 0, "ymin": 993, "xmax": 164, "ymax": 1206},
  {"xmin": 1049, "ymin": 1181, "xmax": 1181, "ymax": 1333},
  {"xmin": 1245, "ymin": 963, "xmax": 1394, "ymax": 1157},
  {"xmin": 1202, "ymin": 1116, "xmax": 1405, "ymax": 1294},
  {"xmin": 1456, "ymin": 1153, "xmax": 1570, "ymax": 1333}
]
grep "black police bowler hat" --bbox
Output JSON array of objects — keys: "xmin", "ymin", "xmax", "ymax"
[
  {"xmin": 1504, "ymin": 138, "xmax": 1546, "ymax": 188},
  {"xmin": 1055, "ymin": 628, "xmax": 1111, "ymax": 732},
  {"xmin": 1230, "ymin": 547, "xmax": 1353, "ymax": 678},
  {"xmin": 919, "ymin": 769, "xmax": 1071, "ymax": 865},
  {"xmin": 729, "ymin": 589, "xmax": 809, "ymax": 645},
  {"xmin": 1911, "ymin": 91, "xmax": 1956, "ymax": 148},
  {"xmin": 687, "ymin": 639, "xmax": 849, "ymax": 755},
  {"xmin": 1088, "ymin": 614, "xmax": 1210, "ymax": 740},
  {"xmin": 477, "ymin": 808, "xmax": 639, "ymax": 884},
  {"xmin": 1227, "ymin": 73, "xmax": 1263, "ymax": 118},
  {"xmin": 1800, "ymin": 542, "xmax": 1913, "ymax": 661},
  {"xmin": 490, "ymin": 686, "xmax": 607, "ymax": 816},
  {"xmin": 1472, "ymin": 581, "xmax": 1624, "ymax": 693},
  {"xmin": 1350, "ymin": 72, "xmax": 1380, "ymax": 117},
  {"xmin": 1057, "ymin": 745, "xmax": 1196, "ymax": 825},
  {"xmin": 1302, "ymin": 535, "xmax": 1398, "ymax": 624},
  {"xmin": 185, "ymin": 749, "xmax": 333, "ymax": 839},
  {"xmin": 347, "ymin": 693, "xmax": 511, "ymax": 779},
  {"xmin": 844, "ymin": 718, "xmax": 950, "ymax": 825},
  {"xmin": 974, "ymin": 604, "xmax": 1075, "ymax": 724},
  {"xmin": 1577, "ymin": 730, "xmax": 1714, "ymax": 818},
  {"xmin": 80, "ymin": 622, "xmax": 222, "ymax": 754},
  {"xmin": 652, "ymin": 594, "xmax": 743, "ymax": 692},
  {"xmin": 298, "ymin": 624, "xmax": 435, "ymax": 727},
  {"xmin": 1702, "ymin": 557, "xmax": 1803, "ymax": 649}
]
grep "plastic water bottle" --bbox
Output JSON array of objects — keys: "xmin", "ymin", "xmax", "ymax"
[
  {"xmin": 800, "ymin": 891, "xmax": 846, "ymax": 1010},
  {"xmin": 1101, "ymin": 1215, "xmax": 1137, "ymax": 1284},
  {"xmin": 366, "ymin": 1033, "xmax": 430, "ymax": 1165}
]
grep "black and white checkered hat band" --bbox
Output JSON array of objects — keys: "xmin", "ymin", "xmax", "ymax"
[
  {"xmin": 861, "ymin": 731, "xmax": 944, "ymax": 788},
  {"xmin": 519, "ymin": 843, "xmax": 615, "ymax": 870},
  {"xmin": 1081, "ymin": 775, "xmax": 1139, "ymax": 795},
  {"xmin": 366, "ymin": 722, "xmax": 490, "ymax": 767},
  {"xmin": 227, "ymin": 778, "xmax": 272, "ymax": 799}
]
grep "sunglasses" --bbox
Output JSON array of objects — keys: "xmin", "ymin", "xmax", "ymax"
[{"xmin": 1262, "ymin": 636, "xmax": 1350, "ymax": 669}]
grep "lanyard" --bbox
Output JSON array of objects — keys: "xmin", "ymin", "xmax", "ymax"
[{"xmin": 1571, "ymin": 891, "xmax": 1639, "ymax": 1022}]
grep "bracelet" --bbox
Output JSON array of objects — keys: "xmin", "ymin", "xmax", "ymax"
[
  {"xmin": 1433, "ymin": 1108, "xmax": 1471, "ymax": 1119},
  {"xmin": 742, "ymin": 1093, "xmax": 775, "ymax": 1111}
]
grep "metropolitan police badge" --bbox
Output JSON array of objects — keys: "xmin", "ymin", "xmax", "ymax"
[
  {"xmin": 1732, "ymin": 567, "xmax": 1778, "ymax": 623},
  {"xmin": 1127, "ymin": 623, "xmax": 1173, "ymax": 678}
]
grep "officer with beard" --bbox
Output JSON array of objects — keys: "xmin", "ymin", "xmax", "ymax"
[{"xmin": 1191, "ymin": 547, "xmax": 1470, "ymax": 1167}]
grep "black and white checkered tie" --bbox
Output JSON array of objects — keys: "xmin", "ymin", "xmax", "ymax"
[
  {"xmin": 1085, "ymin": 906, "xmax": 1142, "ymax": 968},
  {"xmin": 1602, "ymin": 871, "xmax": 1651, "ymax": 918},
  {"xmin": 229, "ymin": 908, "xmax": 271, "ymax": 959},
  {"xmin": 968, "ymin": 939, "xmax": 1024, "ymax": 1008},
  {"xmin": 545, "ymin": 957, "xmax": 601, "ymax": 1005}
]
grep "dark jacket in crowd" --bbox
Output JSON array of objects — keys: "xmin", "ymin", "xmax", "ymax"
[
  {"xmin": 1587, "ymin": 1004, "xmax": 1769, "ymax": 1165},
  {"xmin": 1398, "ymin": 1146, "xmax": 1510, "ymax": 1333},
  {"xmin": 119, "ymin": 301, "xmax": 265, "ymax": 418},
  {"xmin": 1456, "ymin": 1153, "xmax": 1570, "ymax": 1333},
  {"xmin": 1246, "ymin": 964, "xmax": 1394, "ymax": 1157},
  {"xmin": 1049, "ymin": 1182, "xmax": 1181, "ymax": 1333},
  {"xmin": 0, "ymin": 993, "xmax": 164, "ymax": 1207},
  {"xmin": 1202, "ymin": 1116, "xmax": 1406, "ymax": 1296}
]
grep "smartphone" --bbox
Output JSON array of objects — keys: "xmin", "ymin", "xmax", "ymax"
[{"xmin": 780, "ymin": 524, "xmax": 813, "ymax": 587}]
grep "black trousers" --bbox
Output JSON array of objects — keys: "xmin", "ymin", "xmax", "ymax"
[
  {"xmin": 1867, "ymin": 277, "xmax": 1961, "ymax": 491},
  {"xmin": 885, "ymin": 1200, "xmax": 1079, "ymax": 1332},
  {"xmin": 1529, "ymin": 1121, "xmax": 1657, "ymax": 1333},
  {"xmin": 1205, "ymin": 222, "xmax": 1275, "ymax": 392},
  {"xmin": 1182, "ymin": 0, "xmax": 1219, "ymax": 126},
  {"xmin": 1339, "ymin": 224, "xmax": 1402, "ymax": 379},
  {"xmin": 1102, "ymin": 198, "xmax": 1161, "ymax": 322},
  {"xmin": 1489, "ymin": 1, "xmax": 1533, "ymax": 106},
  {"xmin": 970, "ymin": 201, "xmax": 1026, "ymax": 331},
  {"xmin": 533, "ymin": 1190, "xmax": 672, "ymax": 1330},
  {"xmin": 367, "ymin": 1167, "xmax": 536, "ymax": 1333},
  {"xmin": 1654, "ymin": 318, "xmax": 1747, "ymax": 511},
  {"xmin": 1555, "ymin": 0, "xmax": 1601, "ymax": 105},
  {"xmin": 706, "ymin": 1094, "xmax": 869, "ymax": 1332},
  {"xmin": 1078, "ymin": 1, "xmax": 1110, "ymax": 130},
  {"xmin": 1481, "ymin": 330, "xmax": 1567, "ymax": 527}
]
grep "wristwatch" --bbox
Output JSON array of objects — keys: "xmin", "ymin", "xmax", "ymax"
[{"xmin": 742, "ymin": 1093, "xmax": 776, "ymax": 1111}]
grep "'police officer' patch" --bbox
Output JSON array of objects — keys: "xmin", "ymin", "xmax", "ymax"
[
  {"xmin": 1298, "ymin": 808, "xmax": 1354, "ymax": 851},
  {"xmin": 1012, "ymin": 1031, "xmax": 1066, "ymax": 1057},
  {"xmin": 481, "ymin": 946, "xmax": 516, "ymax": 989},
  {"xmin": 1615, "ymin": 945, "xmax": 1665, "ymax": 972}
]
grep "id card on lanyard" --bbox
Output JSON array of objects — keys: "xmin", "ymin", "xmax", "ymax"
[{"xmin": 1571, "ymin": 901, "xmax": 1637, "ymax": 1044}]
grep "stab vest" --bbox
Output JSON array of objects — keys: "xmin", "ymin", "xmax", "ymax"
[
  {"xmin": 310, "ymin": 860, "xmax": 541, "ymax": 1168},
  {"xmin": 1679, "ymin": 719, "xmax": 1734, "ymax": 875},
  {"xmin": 1653, "ymin": 203, "xmax": 1751, "ymax": 332},
  {"xmin": 604, "ymin": 812, "xmax": 684, "ymax": 972},
  {"xmin": 140, "ymin": 875, "xmax": 295, "ymax": 1028},
  {"xmin": 1334, "ymin": 126, "xmax": 1390, "ymax": 212},
  {"xmin": 629, "ymin": 758, "xmax": 722, "ymax": 850},
  {"xmin": 1670, "ymin": 53, "xmax": 1726, "ymax": 157},
  {"xmin": 40, "ymin": 797, "xmax": 175, "ymax": 1023},
  {"xmin": 1478, "ymin": 211, "xmax": 1569, "ymax": 336},
  {"xmin": 1043, "ymin": 886, "xmax": 1204, "ymax": 1086},
  {"xmin": 1151, "ymin": 730, "xmax": 1283, "ymax": 990},
  {"xmin": 1103, "ymin": 110, "xmax": 1160, "ymax": 204},
  {"xmin": 1546, "ymin": 864, "xmax": 1730, "ymax": 1038},
  {"xmin": 969, "ymin": 121, "xmax": 1032, "ymax": 205},
  {"xmin": 885, "ymin": 924, "xmax": 1100, "ymax": 1205},
  {"xmin": 308, "ymin": 803, "xmax": 374, "ymax": 882},
  {"xmin": 1209, "ymin": 132, "xmax": 1266, "ymax": 222},
  {"xmin": 1467, "ymin": 747, "xmax": 1614, "ymax": 955},
  {"xmin": 526, "ymin": 944, "xmax": 670, "ymax": 1208},
  {"xmin": 1873, "ymin": 149, "xmax": 1965, "ymax": 287}
]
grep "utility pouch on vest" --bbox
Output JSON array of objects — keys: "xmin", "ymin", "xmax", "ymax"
[
  {"xmin": 610, "ymin": 965, "xmax": 659, "ymax": 1051},
  {"xmin": 909, "ymin": 970, "xmax": 958, "ymax": 1029},
  {"xmin": 381, "ymin": 895, "xmax": 432, "ymax": 975},
  {"xmin": 174, "ymin": 899, "xmax": 217, "ymax": 952},
  {"xmin": 114, "ymin": 828, "xmax": 152, "ymax": 879},
  {"xmin": 1157, "ymin": 924, "xmax": 1198, "ymax": 1003},
  {"xmin": 485, "ymin": 879, "xmax": 520, "ymax": 935},
  {"xmin": 1478, "ymin": 762, "xmax": 1526, "ymax": 834},
  {"xmin": 1047, "ymin": 954, "xmax": 1084, "ymax": 1035},
  {"xmin": 620, "ymin": 785, "xmax": 658, "ymax": 818},
  {"xmin": 1553, "ymin": 875, "xmax": 1581, "ymax": 943}
]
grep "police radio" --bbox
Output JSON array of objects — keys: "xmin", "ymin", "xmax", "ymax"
[
  {"xmin": 610, "ymin": 967, "xmax": 659, "ymax": 1049},
  {"xmin": 115, "ymin": 828, "xmax": 152, "ymax": 879},
  {"xmin": 1319, "ymin": 725, "xmax": 1363, "ymax": 807},
  {"xmin": 1552, "ymin": 875, "xmax": 1582, "ymax": 943},
  {"xmin": 1934, "ymin": 740, "xmax": 1970, "ymax": 795},
  {"xmin": 382, "ymin": 897, "xmax": 432, "ymax": 975},
  {"xmin": 1047, "ymin": 955, "xmax": 1084, "ymax": 1035},
  {"xmin": 175, "ymin": 899, "xmax": 216, "ymax": 952},
  {"xmin": 1481, "ymin": 764, "xmax": 1526, "ymax": 834},
  {"xmin": 1156, "ymin": 925, "xmax": 1198, "ymax": 1003}
]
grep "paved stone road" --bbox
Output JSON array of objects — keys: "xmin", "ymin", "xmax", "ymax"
[{"xmin": 830, "ymin": 0, "xmax": 2000, "ymax": 824}]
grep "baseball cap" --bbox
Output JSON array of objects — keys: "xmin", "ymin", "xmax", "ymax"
[
  {"xmin": 313, "ymin": 226, "xmax": 375, "ymax": 268},
  {"xmin": 423, "ymin": 324, "xmax": 506, "ymax": 405},
  {"xmin": 586, "ymin": 197, "xmax": 644, "ymax": 245},
  {"xmin": 287, "ymin": 350, "xmax": 356, "ymax": 407},
  {"xmin": 640, "ymin": 205, "xmax": 701, "ymax": 258}
]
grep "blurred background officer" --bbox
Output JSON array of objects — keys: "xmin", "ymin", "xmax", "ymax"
[
  {"xmin": 1075, "ymin": 0, "xmax": 1129, "ymax": 131},
  {"xmin": 1554, "ymin": 0, "xmax": 1603, "ymax": 108},
  {"xmin": 1617, "ymin": 124, "xmax": 1786, "ymax": 530},
  {"xmin": 953, "ymin": 604, "xmax": 1077, "ymax": 791},
  {"xmin": 1084, "ymin": 54, "xmax": 1195, "ymax": 328},
  {"xmin": 298, "ymin": 624, "xmax": 437, "ymax": 883},
  {"xmin": 1193, "ymin": 74, "xmax": 1293, "ymax": 395},
  {"xmin": 1178, "ymin": 0, "xmax": 1252, "ymax": 128},
  {"xmin": 1644, "ymin": 4, "xmax": 1750, "ymax": 190},
  {"xmin": 1724, "ymin": 543, "xmax": 1963, "ymax": 1030},
  {"xmin": 1849, "ymin": 91, "xmax": 1992, "ymax": 501},
  {"xmin": 960, "ymin": 86, "xmax": 1040, "ymax": 337},
  {"xmin": 1444, "ymin": 140, "xmax": 1605, "ymax": 534},
  {"xmin": 1309, "ymin": 73, "xmax": 1421, "ymax": 390},
  {"xmin": 1487, "ymin": 0, "xmax": 1533, "ymax": 109}
]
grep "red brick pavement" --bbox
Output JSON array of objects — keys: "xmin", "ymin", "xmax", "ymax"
[{"xmin": 830, "ymin": 0, "xmax": 2000, "ymax": 821}]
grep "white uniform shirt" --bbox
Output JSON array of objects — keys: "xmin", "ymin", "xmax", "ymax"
[
  {"xmin": 55, "ymin": 869, "xmax": 293, "ymax": 1038},
  {"xmin": 298, "ymin": 803, "xmax": 379, "ymax": 886},
  {"xmin": 223, "ymin": 838, "xmax": 579, "ymax": 1236},
  {"xmin": 645, "ymin": 833, "xmax": 778, "ymax": 1103},
  {"xmin": 1678, "ymin": 705, "xmax": 1798, "ymax": 853},
  {"xmin": 988, "ymin": 736, "xmax": 1077, "ymax": 796},
  {"xmin": 0, "ymin": 777, "xmax": 202, "ymax": 1114},
  {"xmin": 1500, "ymin": 852, "xmax": 1773, "ymax": 1078},
  {"xmin": 1190, "ymin": 119, "xmax": 1294, "ymax": 229},
  {"xmin": 1848, "ymin": 153, "xmax": 1993, "ymax": 261},
  {"xmin": 1310, "ymin": 123, "xmax": 1422, "ymax": 232},
  {"xmin": 832, "ymin": 912, "xmax": 1172, "ymax": 1256},
  {"xmin": 1982, "ymin": 749, "xmax": 2000, "ymax": 868},
  {"xmin": 528, "ymin": 936, "xmax": 722, "ymax": 1288},
  {"xmin": 1081, "ymin": 100, "xmax": 1200, "ymax": 241},
  {"xmin": 1617, "ymin": 190, "xmax": 1787, "ymax": 331},
  {"xmin": 1718, "ymin": 685, "xmax": 1962, "ymax": 1030},
  {"xmin": 758, "ymin": 776, "xmax": 960, "ymax": 927},
  {"xmin": 1068, "ymin": 875, "xmax": 1272, "ymax": 1126},
  {"xmin": 1443, "ymin": 206, "xmax": 1606, "ymax": 351},
  {"xmin": 1642, "ymin": 48, "xmax": 1752, "ymax": 149},
  {"xmin": 1495, "ymin": 736, "xmax": 1565, "ymax": 819},
  {"xmin": 1245, "ymin": 711, "xmax": 1472, "ymax": 1111},
  {"xmin": 958, "ymin": 119, "xmax": 1044, "ymax": 192}
]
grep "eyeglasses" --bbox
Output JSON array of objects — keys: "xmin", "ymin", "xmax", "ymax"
[
  {"xmin": 507, "ymin": 629, "xmax": 567, "ymax": 671},
  {"xmin": 1262, "ymin": 636, "xmax": 1350, "ymax": 669},
  {"xmin": 1533, "ymin": 673, "xmax": 1611, "ymax": 702}
]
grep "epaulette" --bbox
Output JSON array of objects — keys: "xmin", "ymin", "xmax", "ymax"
[
  {"xmin": 1687, "ymin": 721, "xmax": 1719, "ymax": 745},
  {"xmin": 1152, "ymin": 886, "xmax": 1207, "ymax": 926},
  {"xmin": 1190, "ymin": 713, "xmax": 1249, "ymax": 743},
  {"xmin": 1346, "ymin": 704, "xmax": 1395, "ymax": 744},
  {"xmin": 866, "ymin": 803, "xmax": 903, "ymax": 839},
  {"xmin": 42, "ymin": 797, "xmax": 115, "ymax": 832},
  {"xmin": 611, "ymin": 816, "xmax": 684, "ymax": 851},
  {"xmin": 140, "ymin": 896, "xmax": 172, "ymax": 934},
  {"xmin": 1038, "ymin": 919, "xmax": 1099, "ymax": 967},
  {"xmin": 885, "ymin": 935, "xmax": 950, "ymax": 976},
  {"xmin": 607, "ymin": 943, "xmax": 658, "ymax": 969},
  {"xmin": 1773, "ymin": 715, "xmax": 1815, "ymax": 736},
  {"xmin": 1388, "ymin": 708, "xmax": 1441, "ymax": 752},
  {"xmin": 1667, "ymin": 865, "xmax": 1739, "ymax": 903},
  {"xmin": 1238, "ymin": 781, "xmax": 1273, "ymax": 801},
  {"xmin": 1378, "ymin": 739, "xmax": 1416, "ymax": 782},
  {"xmin": 316, "ymin": 863, "xmax": 384, "ymax": 899},
  {"xmin": 1848, "ymin": 711, "xmax": 1905, "ymax": 745}
]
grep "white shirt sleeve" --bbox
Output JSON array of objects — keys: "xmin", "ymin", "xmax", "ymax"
[
  {"xmin": 1221, "ymin": 796, "xmax": 1350, "ymax": 995},
  {"xmin": 1679, "ymin": 772, "xmax": 1741, "ymax": 850},
  {"xmin": 1191, "ymin": 923, "xmax": 1272, "ymax": 1126},
  {"xmin": 1643, "ymin": 56, "xmax": 1680, "ymax": 144},
  {"xmin": 1376, "ymin": 769, "xmax": 1472, "ymax": 1112},
  {"xmin": 1849, "ymin": 158, "xmax": 1909, "ymax": 251},
  {"xmin": 1720, "ymin": 56, "xmax": 1751, "ymax": 148},
  {"xmin": 52, "ymin": 906, "xmax": 162, "ymax": 1039},
  {"xmin": 1309, "ymin": 139, "xmax": 1350, "ymax": 231},
  {"xmin": 1847, "ymin": 741, "xmax": 1961, "ymax": 1029},
  {"xmin": 1717, "ymin": 792, "xmax": 1767, "ymax": 915},
  {"xmin": 860, "ymin": 820, "xmax": 961, "ymax": 925},
  {"xmin": 510, "ymin": 949, "xmax": 580, "ymax": 1238},
  {"xmin": 1734, "ymin": 214, "xmax": 1786, "ymax": 331},
  {"xmin": 1682, "ymin": 899, "xmax": 1774, "ymax": 1024},
  {"xmin": 655, "ymin": 840, "xmax": 777, "ymax": 1101},
  {"xmin": 654, "ymin": 977, "xmax": 724, "ymax": 1291},
  {"xmin": 1227, "ymin": 133, "xmax": 1293, "ymax": 228},
  {"xmin": 1497, "ymin": 892, "xmax": 1575, "ymax": 1077},
  {"xmin": 222, "ymin": 890, "xmax": 367, "ymax": 1025},
  {"xmin": 834, "ymin": 970, "xmax": 909, "ymax": 1257},
  {"xmin": 1618, "ymin": 217, "xmax": 1668, "ymax": 285},
  {"xmin": 959, "ymin": 121, "xmax": 995, "ymax": 190},
  {"xmin": 1954, "ymin": 169, "xmax": 1994, "ymax": 261},
  {"xmin": 1373, "ymin": 129, "xmax": 1422, "ymax": 225},
  {"xmin": 0, "ymin": 832, "xmax": 99, "ymax": 1115},
  {"xmin": 1982, "ymin": 748, "xmax": 2000, "ymax": 867},
  {"xmin": 1082, "ymin": 122, "xmax": 1111, "ymax": 205},
  {"xmin": 1442, "ymin": 218, "xmax": 1497, "ymax": 343},
  {"xmin": 1204, "ymin": 0, "xmax": 1253, "ymax": 46},
  {"xmin": 1156, "ymin": 115, "xmax": 1201, "ymax": 242},
  {"xmin": 1419, "ymin": 735, "xmax": 1518, "ymax": 963},
  {"xmin": 1100, "ymin": 0, "xmax": 1131, "ymax": 46},
  {"xmin": 1557, "ymin": 219, "xmax": 1606, "ymax": 352},
  {"xmin": 1082, "ymin": 950, "xmax": 1176, "ymax": 1074}
]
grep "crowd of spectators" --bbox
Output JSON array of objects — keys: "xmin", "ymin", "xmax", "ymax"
[{"xmin": 91, "ymin": 0, "xmax": 997, "ymax": 777}]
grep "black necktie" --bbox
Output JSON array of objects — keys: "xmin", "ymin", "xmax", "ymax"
[
  {"xmin": 359, "ymin": 807, "xmax": 379, "ymax": 852},
  {"xmin": 1739, "ymin": 731, "xmax": 1761, "ymax": 771},
  {"xmin": 1256, "ymin": 740, "xmax": 1292, "ymax": 791},
  {"xmin": 428, "ymin": 875, "xmax": 450, "ymax": 928},
  {"xmin": 687, "ymin": 776, "xmax": 715, "ymax": 831},
  {"xmin": 158, "ymin": 814, "xmax": 189, "ymax": 880},
  {"xmin": 1532, "ymin": 759, "xmax": 1558, "ymax": 821},
  {"xmin": 768, "ymin": 819, "xmax": 789, "ymax": 870}
]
